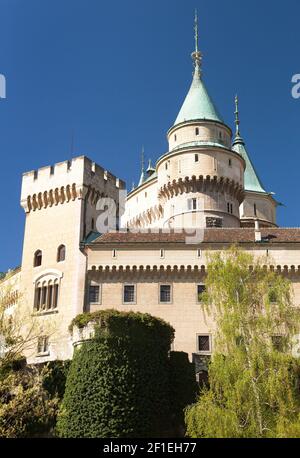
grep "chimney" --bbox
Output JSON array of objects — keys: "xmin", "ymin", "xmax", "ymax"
[{"xmin": 254, "ymin": 219, "xmax": 261, "ymax": 242}]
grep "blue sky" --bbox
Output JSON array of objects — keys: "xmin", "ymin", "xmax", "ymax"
[{"xmin": 0, "ymin": 0, "xmax": 299, "ymax": 272}]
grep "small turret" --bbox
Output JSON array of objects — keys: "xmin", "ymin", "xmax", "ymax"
[{"xmin": 232, "ymin": 96, "xmax": 279, "ymax": 227}]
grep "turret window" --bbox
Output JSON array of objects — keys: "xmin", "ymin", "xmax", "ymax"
[
  {"xmin": 229, "ymin": 159, "xmax": 232, "ymax": 167},
  {"xmin": 174, "ymin": 134, "xmax": 177, "ymax": 141},
  {"xmin": 254, "ymin": 203, "xmax": 257, "ymax": 216},
  {"xmin": 34, "ymin": 250, "xmax": 42, "ymax": 267},
  {"xmin": 195, "ymin": 128, "xmax": 199, "ymax": 136},
  {"xmin": 188, "ymin": 198, "xmax": 197, "ymax": 211},
  {"xmin": 195, "ymin": 154, "xmax": 199, "ymax": 162}
]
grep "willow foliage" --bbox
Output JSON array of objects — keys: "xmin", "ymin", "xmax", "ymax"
[{"xmin": 185, "ymin": 248, "xmax": 300, "ymax": 438}]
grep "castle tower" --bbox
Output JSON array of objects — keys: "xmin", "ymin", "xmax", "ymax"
[
  {"xmin": 156, "ymin": 12, "xmax": 245, "ymax": 229},
  {"xmin": 232, "ymin": 96, "xmax": 278, "ymax": 227},
  {"xmin": 20, "ymin": 156, "xmax": 125, "ymax": 362}
]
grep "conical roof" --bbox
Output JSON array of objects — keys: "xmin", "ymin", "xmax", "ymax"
[
  {"xmin": 174, "ymin": 65, "xmax": 223, "ymax": 126},
  {"xmin": 232, "ymin": 134, "xmax": 267, "ymax": 194}
]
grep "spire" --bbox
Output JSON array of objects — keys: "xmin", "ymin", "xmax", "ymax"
[
  {"xmin": 235, "ymin": 94, "xmax": 240, "ymax": 136},
  {"xmin": 173, "ymin": 11, "xmax": 223, "ymax": 126},
  {"xmin": 232, "ymin": 94, "xmax": 244, "ymax": 146},
  {"xmin": 138, "ymin": 146, "xmax": 146, "ymax": 186},
  {"xmin": 191, "ymin": 9, "xmax": 202, "ymax": 71},
  {"xmin": 231, "ymin": 96, "xmax": 266, "ymax": 194}
]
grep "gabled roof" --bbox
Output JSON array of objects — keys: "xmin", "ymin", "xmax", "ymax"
[{"xmin": 174, "ymin": 65, "xmax": 223, "ymax": 126}]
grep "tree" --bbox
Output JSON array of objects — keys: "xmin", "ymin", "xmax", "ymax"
[
  {"xmin": 0, "ymin": 364, "xmax": 59, "ymax": 438},
  {"xmin": 57, "ymin": 309, "xmax": 174, "ymax": 438},
  {"xmin": 185, "ymin": 248, "xmax": 300, "ymax": 438},
  {"xmin": 0, "ymin": 271, "xmax": 54, "ymax": 376}
]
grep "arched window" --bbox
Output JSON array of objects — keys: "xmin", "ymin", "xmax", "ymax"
[
  {"xmin": 34, "ymin": 250, "xmax": 42, "ymax": 267},
  {"xmin": 57, "ymin": 245, "xmax": 66, "ymax": 262},
  {"xmin": 33, "ymin": 271, "xmax": 62, "ymax": 312}
]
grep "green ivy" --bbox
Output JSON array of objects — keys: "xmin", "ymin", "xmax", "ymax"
[{"xmin": 57, "ymin": 310, "xmax": 175, "ymax": 438}]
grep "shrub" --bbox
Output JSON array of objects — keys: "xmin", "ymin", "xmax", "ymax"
[{"xmin": 57, "ymin": 310, "xmax": 175, "ymax": 438}]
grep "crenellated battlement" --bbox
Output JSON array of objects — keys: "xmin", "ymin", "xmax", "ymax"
[{"xmin": 21, "ymin": 155, "xmax": 126, "ymax": 213}]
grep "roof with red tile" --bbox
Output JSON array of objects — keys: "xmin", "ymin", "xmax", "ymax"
[{"xmin": 87, "ymin": 228, "xmax": 300, "ymax": 246}]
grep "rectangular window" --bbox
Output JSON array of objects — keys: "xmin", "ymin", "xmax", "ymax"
[
  {"xmin": 197, "ymin": 334, "xmax": 211, "ymax": 354},
  {"xmin": 123, "ymin": 285, "xmax": 136, "ymax": 304},
  {"xmin": 197, "ymin": 284, "xmax": 206, "ymax": 303},
  {"xmin": 160, "ymin": 284, "xmax": 171, "ymax": 303},
  {"xmin": 195, "ymin": 154, "xmax": 199, "ymax": 162},
  {"xmin": 188, "ymin": 198, "xmax": 197, "ymax": 211},
  {"xmin": 89, "ymin": 285, "xmax": 100, "ymax": 304},
  {"xmin": 160, "ymin": 249, "xmax": 165, "ymax": 258},
  {"xmin": 112, "ymin": 249, "xmax": 117, "ymax": 258},
  {"xmin": 197, "ymin": 249, "xmax": 202, "ymax": 258},
  {"xmin": 37, "ymin": 336, "xmax": 49, "ymax": 355}
]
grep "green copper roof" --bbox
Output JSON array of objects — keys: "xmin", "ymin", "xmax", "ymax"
[
  {"xmin": 232, "ymin": 135, "xmax": 267, "ymax": 194},
  {"xmin": 174, "ymin": 65, "xmax": 223, "ymax": 126}
]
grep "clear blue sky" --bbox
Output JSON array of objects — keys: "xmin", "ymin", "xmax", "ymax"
[{"xmin": 0, "ymin": 0, "xmax": 299, "ymax": 272}]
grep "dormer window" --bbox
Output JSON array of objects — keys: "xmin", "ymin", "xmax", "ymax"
[{"xmin": 195, "ymin": 127, "xmax": 199, "ymax": 136}]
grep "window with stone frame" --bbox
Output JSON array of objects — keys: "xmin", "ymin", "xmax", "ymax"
[
  {"xmin": 34, "ymin": 279, "xmax": 59, "ymax": 312},
  {"xmin": 89, "ymin": 284, "xmax": 100, "ymax": 304},
  {"xmin": 57, "ymin": 244, "xmax": 66, "ymax": 262},
  {"xmin": 197, "ymin": 284, "xmax": 206, "ymax": 303},
  {"xmin": 34, "ymin": 250, "xmax": 42, "ymax": 267},
  {"xmin": 37, "ymin": 336, "xmax": 49, "ymax": 355},
  {"xmin": 123, "ymin": 284, "xmax": 136, "ymax": 304},
  {"xmin": 197, "ymin": 334, "xmax": 212, "ymax": 354},
  {"xmin": 160, "ymin": 284, "xmax": 172, "ymax": 303}
]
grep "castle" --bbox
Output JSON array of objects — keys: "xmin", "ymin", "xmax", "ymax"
[{"xmin": 1, "ymin": 16, "xmax": 300, "ymax": 374}]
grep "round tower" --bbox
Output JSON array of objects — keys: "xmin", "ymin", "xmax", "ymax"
[{"xmin": 156, "ymin": 13, "xmax": 245, "ymax": 229}]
